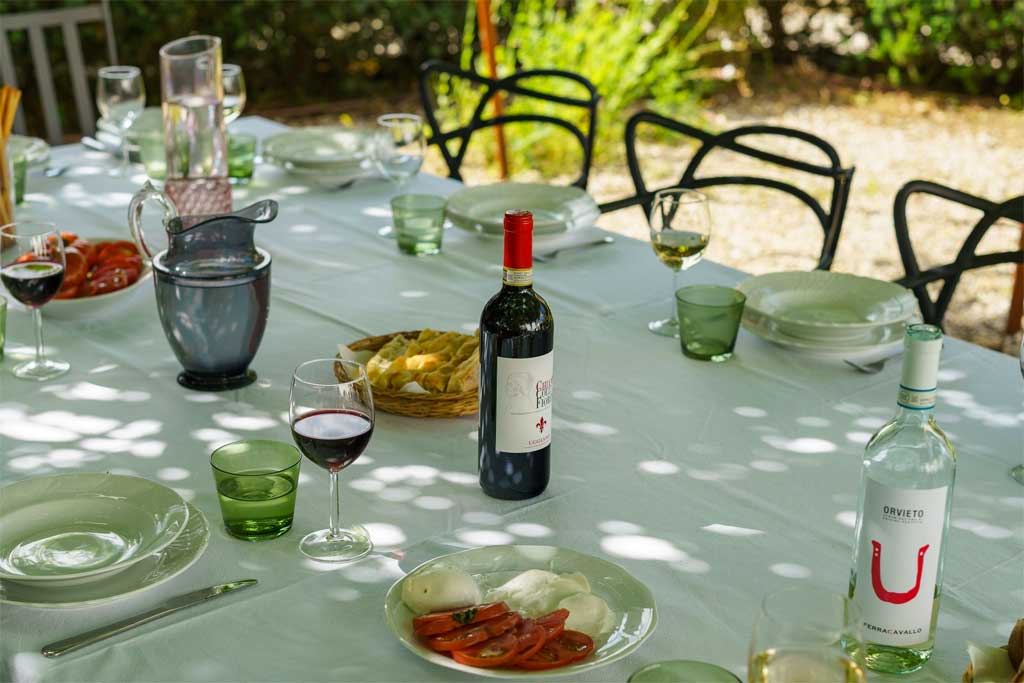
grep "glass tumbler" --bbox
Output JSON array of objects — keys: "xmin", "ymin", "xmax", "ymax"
[
  {"xmin": 211, "ymin": 439, "xmax": 301, "ymax": 541},
  {"xmin": 676, "ymin": 285, "xmax": 745, "ymax": 362}
]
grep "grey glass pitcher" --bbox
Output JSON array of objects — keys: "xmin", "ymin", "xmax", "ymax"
[{"xmin": 129, "ymin": 181, "xmax": 276, "ymax": 391}]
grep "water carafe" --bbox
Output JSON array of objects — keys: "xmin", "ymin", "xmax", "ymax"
[{"xmin": 159, "ymin": 35, "xmax": 231, "ymax": 215}]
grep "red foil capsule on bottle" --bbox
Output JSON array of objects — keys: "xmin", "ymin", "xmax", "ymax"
[{"xmin": 503, "ymin": 209, "xmax": 533, "ymax": 271}]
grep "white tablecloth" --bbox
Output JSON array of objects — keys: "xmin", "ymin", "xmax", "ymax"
[{"xmin": 1, "ymin": 117, "xmax": 1021, "ymax": 683}]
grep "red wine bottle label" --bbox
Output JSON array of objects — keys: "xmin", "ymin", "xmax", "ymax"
[
  {"xmin": 503, "ymin": 267, "xmax": 533, "ymax": 286},
  {"xmin": 495, "ymin": 351, "xmax": 553, "ymax": 453},
  {"xmin": 853, "ymin": 479, "xmax": 947, "ymax": 647}
]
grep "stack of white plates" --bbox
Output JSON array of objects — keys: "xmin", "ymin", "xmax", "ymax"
[
  {"xmin": 446, "ymin": 182, "xmax": 601, "ymax": 237},
  {"xmin": 737, "ymin": 271, "xmax": 919, "ymax": 360},
  {"xmin": 262, "ymin": 126, "xmax": 378, "ymax": 185},
  {"xmin": 0, "ymin": 473, "xmax": 209, "ymax": 607}
]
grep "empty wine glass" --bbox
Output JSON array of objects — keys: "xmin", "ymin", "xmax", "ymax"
[
  {"xmin": 0, "ymin": 222, "xmax": 69, "ymax": 380},
  {"xmin": 222, "ymin": 64, "xmax": 246, "ymax": 125},
  {"xmin": 749, "ymin": 586, "xmax": 865, "ymax": 683},
  {"xmin": 289, "ymin": 359, "xmax": 374, "ymax": 562},
  {"xmin": 375, "ymin": 113, "xmax": 425, "ymax": 185},
  {"xmin": 96, "ymin": 66, "xmax": 145, "ymax": 177},
  {"xmin": 648, "ymin": 189, "xmax": 712, "ymax": 337}
]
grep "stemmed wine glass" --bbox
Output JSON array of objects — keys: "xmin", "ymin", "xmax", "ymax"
[
  {"xmin": 289, "ymin": 359, "xmax": 375, "ymax": 562},
  {"xmin": 222, "ymin": 64, "xmax": 246, "ymax": 124},
  {"xmin": 0, "ymin": 222, "xmax": 69, "ymax": 380},
  {"xmin": 1012, "ymin": 337, "xmax": 1024, "ymax": 484},
  {"xmin": 648, "ymin": 189, "xmax": 712, "ymax": 337},
  {"xmin": 748, "ymin": 586, "xmax": 865, "ymax": 683},
  {"xmin": 96, "ymin": 66, "xmax": 145, "ymax": 177},
  {"xmin": 375, "ymin": 113, "xmax": 426, "ymax": 237}
]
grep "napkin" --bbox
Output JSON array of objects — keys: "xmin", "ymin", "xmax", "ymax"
[
  {"xmin": 967, "ymin": 642, "xmax": 1018, "ymax": 682},
  {"xmin": 399, "ymin": 381, "xmax": 428, "ymax": 394}
]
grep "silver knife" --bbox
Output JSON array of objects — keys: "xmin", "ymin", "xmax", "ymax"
[
  {"xmin": 41, "ymin": 579, "xmax": 257, "ymax": 658},
  {"xmin": 80, "ymin": 136, "xmax": 109, "ymax": 153}
]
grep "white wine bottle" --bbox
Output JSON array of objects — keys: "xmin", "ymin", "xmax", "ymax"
[{"xmin": 848, "ymin": 324, "xmax": 956, "ymax": 674}]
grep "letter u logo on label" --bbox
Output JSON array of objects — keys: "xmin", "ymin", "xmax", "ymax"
[{"xmin": 870, "ymin": 540, "xmax": 930, "ymax": 604}]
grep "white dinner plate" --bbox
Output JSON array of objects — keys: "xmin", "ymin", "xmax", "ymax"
[
  {"xmin": 743, "ymin": 309, "xmax": 905, "ymax": 361},
  {"xmin": 0, "ymin": 474, "xmax": 189, "ymax": 587},
  {"xmin": 445, "ymin": 183, "xmax": 600, "ymax": 237},
  {"xmin": 0, "ymin": 503, "xmax": 209, "ymax": 608},
  {"xmin": 262, "ymin": 126, "xmax": 375, "ymax": 168},
  {"xmin": 384, "ymin": 545, "xmax": 658, "ymax": 679},
  {"xmin": 8, "ymin": 135, "xmax": 50, "ymax": 166},
  {"xmin": 738, "ymin": 271, "xmax": 917, "ymax": 343}
]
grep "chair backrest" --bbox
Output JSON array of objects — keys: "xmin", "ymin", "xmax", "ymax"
[
  {"xmin": 603, "ymin": 111, "xmax": 855, "ymax": 271},
  {"xmin": 0, "ymin": 1, "xmax": 117, "ymax": 143},
  {"xmin": 417, "ymin": 60, "xmax": 599, "ymax": 189},
  {"xmin": 894, "ymin": 180, "xmax": 1024, "ymax": 328}
]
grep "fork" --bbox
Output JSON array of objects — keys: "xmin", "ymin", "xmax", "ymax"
[{"xmin": 534, "ymin": 236, "xmax": 614, "ymax": 262}]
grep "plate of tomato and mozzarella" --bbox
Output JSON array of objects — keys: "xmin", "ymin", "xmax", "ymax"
[
  {"xmin": 384, "ymin": 545, "xmax": 658, "ymax": 678},
  {"xmin": 43, "ymin": 233, "xmax": 151, "ymax": 319}
]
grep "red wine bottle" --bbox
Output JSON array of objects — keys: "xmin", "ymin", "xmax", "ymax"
[{"xmin": 478, "ymin": 210, "xmax": 554, "ymax": 500}]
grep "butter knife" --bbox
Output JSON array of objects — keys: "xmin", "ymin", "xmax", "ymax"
[{"xmin": 41, "ymin": 579, "xmax": 257, "ymax": 658}]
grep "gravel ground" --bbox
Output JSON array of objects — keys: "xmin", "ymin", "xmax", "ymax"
[{"xmin": 266, "ymin": 65, "xmax": 1023, "ymax": 352}]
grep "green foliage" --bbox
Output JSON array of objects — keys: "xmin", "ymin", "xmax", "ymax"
[
  {"xmin": 0, "ymin": 0, "xmax": 467, "ymax": 137},
  {"xmin": 859, "ymin": 0, "xmax": 1023, "ymax": 96},
  {"xmin": 434, "ymin": 0, "xmax": 727, "ymax": 174}
]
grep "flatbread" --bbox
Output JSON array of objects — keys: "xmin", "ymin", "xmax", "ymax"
[{"xmin": 363, "ymin": 329, "xmax": 479, "ymax": 394}]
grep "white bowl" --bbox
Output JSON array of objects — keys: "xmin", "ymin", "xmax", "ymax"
[{"xmin": 0, "ymin": 474, "xmax": 189, "ymax": 587}]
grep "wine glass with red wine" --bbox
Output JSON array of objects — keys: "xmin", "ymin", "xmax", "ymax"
[
  {"xmin": 0, "ymin": 222, "xmax": 70, "ymax": 380},
  {"xmin": 289, "ymin": 358, "xmax": 375, "ymax": 562}
]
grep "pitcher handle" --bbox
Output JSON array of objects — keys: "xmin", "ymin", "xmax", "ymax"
[{"xmin": 128, "ymin": 180, "xmax": 177, "ymax": 262}]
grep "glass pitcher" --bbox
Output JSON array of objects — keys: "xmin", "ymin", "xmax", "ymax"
[{"xmin": 159, "ymin": 35, "xmax": 231, "ymax": 215}]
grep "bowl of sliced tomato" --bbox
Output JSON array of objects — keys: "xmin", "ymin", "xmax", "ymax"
[{"xmin": 43, "ymin": 233, "xmax": 151, "ymax": 319}]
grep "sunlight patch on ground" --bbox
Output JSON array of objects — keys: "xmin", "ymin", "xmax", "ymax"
[
  {"xmin": 952, "ymin": 518, "xmax": 1014, "ymax": 540},
  {"xmin": 378, "ymin": 487, "xmax": 418, "ymax": 503},
  {"xmin": 507, "ymin": 523, "xmax": 552, "ymax": 538},
  {"xmin": 212, "ymin": 412, "xmax": 278, "ymax": 431},
  {"xmin": 845, "ymin": 431, "xmax": 872, "ymax": 445},
  {"xmin": 750, "ymin": 459, "xmax": 788, "ymax": 472},
  {"xmin": 598, "ymin": 520, "xmax": 644, "ymax": 535},
  {"xmin": 442, "ymin": 471, "xmax": 478, "ymax": 486},
  {"xmin": 734, "ymin": 406, "xmax": 767, "ymax": 418},
  {"xmin": 156, "ymin": 467, "xmax": 191, "ymax": 482},
  {"xmin": 109, "ymin": 419, "xmax": 162, "ymax": 439},
  {"xmin": 365, "ymin": 523, "xmax": 407, "ymax": 548},
  {"xmin": 463, "ymin": 511, "xmax": 503, "ymax": 526},
  {"xmin": 457, "ymin": 529, "xmax": 515, "ymax": 546},
  {"xmin": 414, "ymin": 496, "xmax": 455, "ymax": 511},
  {"xmin": 761, "ymin": 435, "xmax": 837, "ymax": 454},
  {"xmin": 796, "ymin": 416, "xmax": 830, "ymax": 428},
  {"xmin": 835, "ymin": 511, "xmax": 857, "ymax": 528}
]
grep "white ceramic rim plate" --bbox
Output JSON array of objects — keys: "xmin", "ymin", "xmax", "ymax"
[
  {"xmin": 445, "ymin": 182, "xmax": 601, "ymax": 237},
  {"xmin": 738, "ymin": 271, "xmax": 917, "ymax": 340},
  {"xmin": 43, "ymin": 240, "xmax": 153, "ymax": 320},
  {"xmin": 384, "ymin": 544, "xmax": 658, "ymax": 679},
  {"xmin": 8, "ymin": 134, "xmax": 50, "ymax": 166},
  {"xmin": 0, "ymin": 503, "xmax": 209, "ymax": 608},
  {"xmin": 743, "ymin": 311, "xmax": 905, "ymax": 360},
  {"xmin": 0, "ymin": 473, "xmax": 188, "ymax": 585},
  {"xmin": 262, "ymin": 126, "xmax": 375, "ymax": 168}
]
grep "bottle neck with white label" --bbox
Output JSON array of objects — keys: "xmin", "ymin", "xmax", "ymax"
[
  {"xmin": 502, "ymin": 209, "xmax": 533, "ymax": 289},
  {"xmin": 894, "ymin": 324, "xmax": 943, "ymax": 422}
]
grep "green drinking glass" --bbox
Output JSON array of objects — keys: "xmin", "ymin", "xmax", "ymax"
[
  {"xmin": 138, "ymin": 131, "xmax": 166, "ymax": 181},
  {"xmin": 211, "ymin": 439, "xmax": 301, "ymax": 541},
  {"xmin": 0, "ymin": 295, "xmax": 7, "ymax": 360},
  {"xmin": 675, "ymin": 284, "xmax": 746, "ymax": 362},
  {"xmin": 392, "ymin": 194, "xmax": 445, "ymax": 256},
  {"xmin": 13, "ymin": 154, "xmax": 26, "ymax": 205},
  {"xmin": 228, "ymin": 133, "xmax": 257, "ymax": 184}
]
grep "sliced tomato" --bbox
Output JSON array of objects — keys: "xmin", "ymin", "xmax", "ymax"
[
  {"xmin": 535, "ymin": 608, "xmax": 569, "ymax": 640},
  {"xmin": 54, "ymin": 279, "xmax": 82, "ymax": 299},
  {"xmin": 62, "ymin": 247, "xmax": 88, "ymax": 287},
  {"xmin": 70, "ymin": 239, "xmax": 97, "ymax": 266},
  {"xmin": 93, "ymin": 262, "xmax": 141, "ymax": 285},
  {"xmin": 551, "ymin": 630, "xmax": 594, "ymax": 662},
  {"xmin": 511, "ymin": 618, "xmax": 546, "ymax": 663},
  {"xmin": 95, "ymin": 240, "xmax": 138, "ymax": 260},
  {"xmin": 59, "ymin": 231, "xmax": 78, "ymax": 246},
  {"xmin": 101, "ymin": 254, "xmax": 143, "ymax": 271},
  {"xmin": 451, "ymin": 631, "xmax": 519, "ymax": 668},
  {"xmin": 83, "ymin": 269, "xmax": 132, "ymax": 297},
  {"xmin": 425, "ymin": 612, "xmax": 520, "ymax": 653},
  {"xmin": 517, "ymin": 630, "xmax": 594, "ymax": 670},
  {"xmin": 413, "ymin": 602, "xmax": 509, "ymax": 637}
]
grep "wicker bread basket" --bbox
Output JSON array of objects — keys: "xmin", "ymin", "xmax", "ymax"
[{"xmin": 339, "ymin": 330, "xmax": 478, "ymax": 419}]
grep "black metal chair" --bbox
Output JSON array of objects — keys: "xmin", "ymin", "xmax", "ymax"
[
  {"xmin": 602, "ymin": 111, "xmax": 855, "ymax": 270},
  {"xmin": 894, "ymin": 180, "xmax": 1024, "ymax": 328},
  {"xmin": 417, "ymin": 60, "xmax": 599, "ymax": 189}
]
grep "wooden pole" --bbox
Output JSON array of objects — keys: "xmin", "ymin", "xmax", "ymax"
[
  {"xmin": 1006, "ymin": 221, "xmax": 1024, "ymax": 336},
  {"xmin": 476, "ymin": 0, "xmax": 509, "ymax": 179}
]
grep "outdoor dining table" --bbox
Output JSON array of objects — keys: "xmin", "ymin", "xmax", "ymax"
[{"xmin": 1, "ymin": 117, "xmax": 1020, "ymax": 683}]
